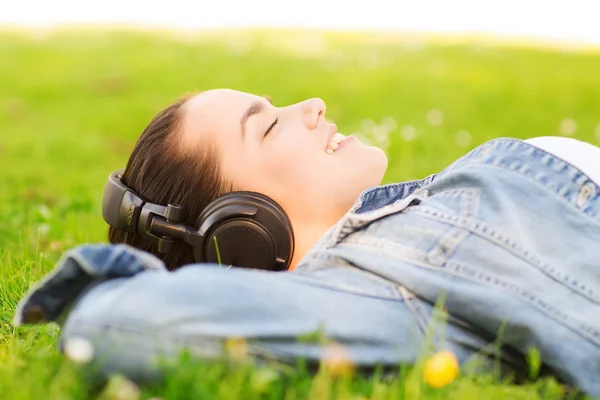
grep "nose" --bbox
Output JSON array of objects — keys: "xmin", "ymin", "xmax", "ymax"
[{"xmin": 300, "ymin": 98, "xmax": 326, "ymax": 129}]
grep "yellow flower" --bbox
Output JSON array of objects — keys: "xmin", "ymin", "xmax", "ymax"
[
  {"xmin": 323, "ymin": 343, "xmax": 355, "ymax": 377},
  {"xmin": 225, "ymin": 337, "xmax": 249, "ymax": 359},
  {"xmin": 423, "ymin": 350, "xmax": 459, "ymax": 388}
]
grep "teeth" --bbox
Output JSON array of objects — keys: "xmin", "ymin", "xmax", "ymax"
[
  {"xmin": 332, "ymin": 133, "xmax": 346, "ymax": 143},
  {"xmin": 326, "ymin": 133, "xmax": 346, "ymax": 154}
]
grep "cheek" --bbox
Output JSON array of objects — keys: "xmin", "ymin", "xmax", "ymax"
[
  {"xmin": 264, "ymin": 151, "xmax": 305, "ymax": 179},
  {"xmin": 264, "ymin": 144, "xmax": 325, "ymax": 182},
  {"xmin": 220, "ymin": 148, "xmax": 262, "ymax": 190}
]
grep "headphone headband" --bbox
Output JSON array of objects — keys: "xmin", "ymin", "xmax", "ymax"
[
  {"xmin": 102, "ymin": 169, "xmax": 140, "ymax": 233},
  {"xmin": 101, "ymin": 170, "xmax": 294, "ymax": 271}
]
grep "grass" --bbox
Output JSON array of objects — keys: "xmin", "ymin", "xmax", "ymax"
[{"xmin": 1, "ymin": 28, "xmax": 599, "ymax": 399}]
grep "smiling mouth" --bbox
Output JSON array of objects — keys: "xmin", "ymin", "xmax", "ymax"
[{"xmin": 326, "ymin": 132, "xmax": 347, "ymax": 154}]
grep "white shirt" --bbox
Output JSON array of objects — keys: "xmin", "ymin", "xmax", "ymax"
[{"xmin": 525, "ymin": 136, "xmax": 600, "ymax": 186}]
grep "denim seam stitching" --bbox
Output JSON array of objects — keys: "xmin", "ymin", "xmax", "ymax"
[
  {"xmin": 339, "ymin": 239, "xmax": 600, "ymax": 347},
  {"xmin": 440, "ymin": 257, "xmax": 600, "ymax": 348},
  {"xmin": 400, "ymin": 288, "xmax": 429, "ymax": 338},
  {"xmin": 463, "ymin": 154, "xmax": 600, "ymax": 222},
  {"xmin": 408, "ymin": 206, "xmax": 600, "ymax": 304},
  {"xmin": 296, "ymin": 258, "xmax": 404, "ymax": 300}
]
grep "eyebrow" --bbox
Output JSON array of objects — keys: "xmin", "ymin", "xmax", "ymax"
[{"xmin": 240, "ymin": 96, "xmax": 273, "ymax": 139}]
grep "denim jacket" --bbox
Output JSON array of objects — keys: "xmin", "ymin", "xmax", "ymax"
[{"xmin": 13, "ymin": 138, "xmax": 600, "ymax": 396}]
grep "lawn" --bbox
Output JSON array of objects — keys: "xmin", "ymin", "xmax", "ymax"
[{"xmin": 0, "ymin": 28, "xmax": 599, "ymax": 399}]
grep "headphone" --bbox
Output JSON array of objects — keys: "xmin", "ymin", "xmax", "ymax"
[{"xmin": 101, "ymin": 170, "xmax": 295, "ymax": 271}]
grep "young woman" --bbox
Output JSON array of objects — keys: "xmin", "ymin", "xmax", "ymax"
[{"xmin": 14, "ymin": 89, "xmax": 600, "ymax": 396}]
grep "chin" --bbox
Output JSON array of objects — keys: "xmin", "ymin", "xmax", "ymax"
[
  {"xmin": 344, "ymin": 147, "xmax": 388, "ymax": 192},
  {"xmin": 365, "ymin": 146, "xmax": 389, "ymax": 183}
]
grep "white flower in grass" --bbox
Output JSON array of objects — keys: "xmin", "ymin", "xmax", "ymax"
[
  {"xmin": 372, "ymin": 125, "xmax": 390, "ymax": 140},
  {"xmin": 427, "ymin": 109, "xmax": 444, "ymax": 126},
  {"xmin": 100, "ymin": 375, "xmax": 141, "ymax": 400},
  {"xmin": 37, "ymin": 223, "xmax": 50, "ymax": 236},
  {"xmin": 369, "ymin": 125, "xmax": 391, "ymax": 151},
  {"xmin": 381, "ymin": 116, "xmax": 398, "ymax": 132},
  {"xmin": 401, "ymin": 125, "xmax": 417, "ymax": 142},
  {"xmin": 559, "ymin": 118, "xmax": 577, "ymax": 136},
  {"xmin": 38, "ymin": 204, "xmax": 51, "ymax": 220},
  {"xmin": 455, "ymin": 130, "xmax": 472, "ymax": 147},
  {"xmin": 63, "ymin": 336, "xmax": 94, "ymax": 364}
]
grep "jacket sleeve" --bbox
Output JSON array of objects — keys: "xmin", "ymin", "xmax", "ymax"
[{"xmin": 12, "ymin": 244, "xmax": 167, "ymax": 327}]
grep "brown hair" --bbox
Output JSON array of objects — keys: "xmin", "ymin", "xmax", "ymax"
[{"xmin": 108, "ymin": 94, "xmax": 237, "ymax": 271}]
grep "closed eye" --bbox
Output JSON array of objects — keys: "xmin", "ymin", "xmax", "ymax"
[{"xmin": 264, "ymin": 118, "xmax": 278, "ymax": 137}]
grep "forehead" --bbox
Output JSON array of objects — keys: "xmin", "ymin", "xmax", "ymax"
[
  {"xmin": 180, "ymin": 89, "xmax": 261, "ymax": 146},
  {"xmin": 186, "ymin": 88, "xmax": 259, "ymax": 116}
]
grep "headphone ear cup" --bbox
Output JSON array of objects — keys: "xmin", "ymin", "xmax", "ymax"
[
  {"xmin": 201, "ymin": 219, "xmax": 275, "ymax": 270},
  {"xmin": 194, "ymin": 192, "xmax": 294, "ymax": 271}
]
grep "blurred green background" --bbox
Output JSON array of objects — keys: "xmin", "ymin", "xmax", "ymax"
[
  {"xmin": 1, "ymin": 29, "xmax": 599, "ymax": 254},
  {"xmin": 0, "ymin": 29, "xmax": 599, "ymax": 398}
]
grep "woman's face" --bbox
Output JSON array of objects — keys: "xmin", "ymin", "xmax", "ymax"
[{"xmin": 181, "ymin": 89, "xmax": 388, "ymax": 221}]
